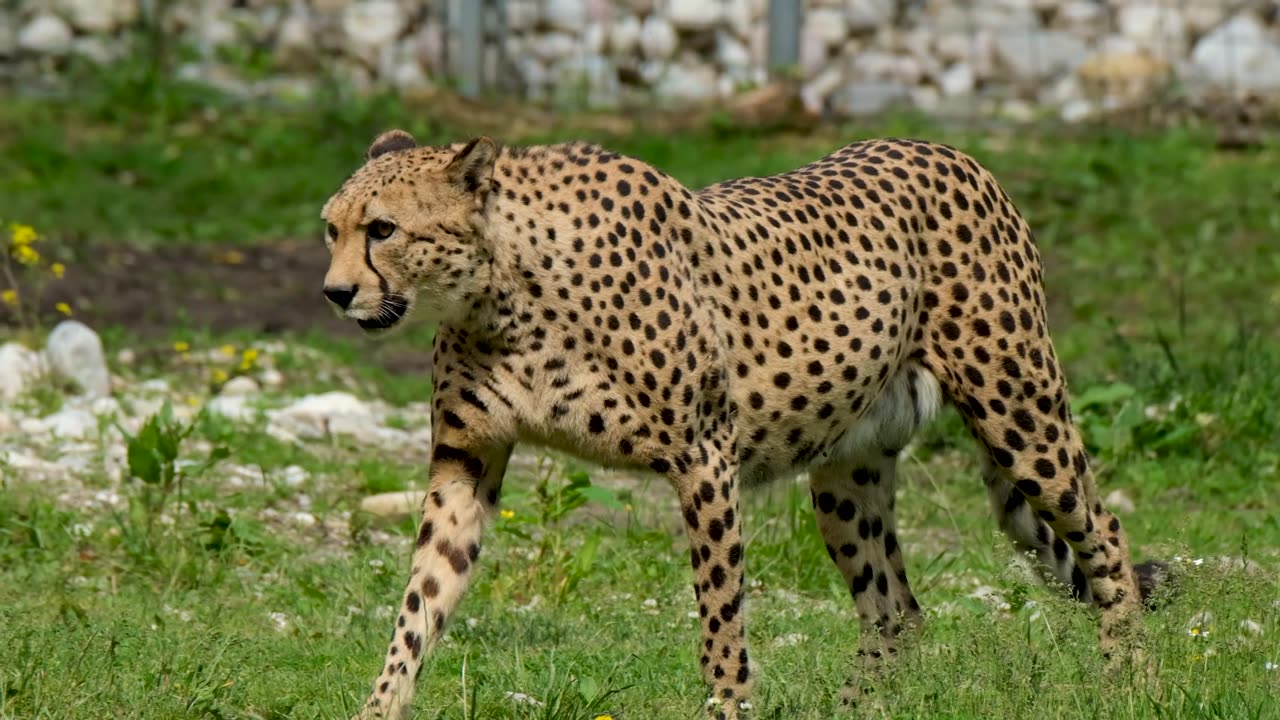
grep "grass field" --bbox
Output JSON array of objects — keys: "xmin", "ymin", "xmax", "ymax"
[{"xmin": 2, "ymin": 74, "xmax": 1279, "ymax": 720}]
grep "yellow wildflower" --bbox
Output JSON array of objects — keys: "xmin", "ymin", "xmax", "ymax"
[
  {"xmin": 212, "ymin": 369, "xmax": 229, "ymax": 384},
  {"xmin": 220, "ymin": 344, "xmax": 237, "ymax": 357},
  {"xmin": 1, "ymin": 289, "xmax": 17, "ymax": 306},
  {"xmin": 50, "ymin": 262, "xmax": 66, "ymax": 279},
  {"xmin": 238, "ymin": 348, "xmax": 259, "ymax": 371},
  {"xmin": 55, "ymin": 302, "xmax": 72, "ymax": 316},
  {"xmin": 9, "ymin": 223, "xmax": 37, "ymax": 246},
  {"xmin": 185, "ymin": 396, "xmax": 200, "ymax": 407},
  {"xmin": 13, "ymin": 244, "xmax": 39, "ymax": 265},
  {"xmin": 500, "ymin": 509, "xmax": 515, "ymax": 519},
  {"xmin": 173, "ymin": 341, "xmax": 190, "ymax": 353},
  {"xmin": 593, "ymin": 715, "xmax": 615, "ymax": 720}
]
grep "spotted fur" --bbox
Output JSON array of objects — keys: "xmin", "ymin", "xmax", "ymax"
[{"xmin": 320, "ymin": 130, "xmax": 1162, "ymax": 719}]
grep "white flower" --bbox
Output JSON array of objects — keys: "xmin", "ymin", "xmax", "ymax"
[
  {"xmin": 269, "ymin": 612, "xmax": 289, "ymax": 631},
  {"xmin": 1265, "ymin": 661, "xmax": 1277, "ymax": 671}
]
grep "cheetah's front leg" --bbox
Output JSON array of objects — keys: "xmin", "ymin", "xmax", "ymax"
[
  {"xmin": 675, "ymin": 445, "xmax": 753, "ymax": 720},
  {"xmin": 353, "ymin": 437, "xmax": 512, "ymax": 720}
]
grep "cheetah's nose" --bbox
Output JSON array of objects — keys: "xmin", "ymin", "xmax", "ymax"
[{"xmin": 323, "ymin": 284, "xmax": 357, "ymax": 310}]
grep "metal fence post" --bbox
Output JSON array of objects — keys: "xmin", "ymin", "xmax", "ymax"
[
  {"xmin": 457, "ymin": 0, "xmax": 484, "ymax": 98},
  {"xmin": 767, "ymin": 0, "xmax": 802, "ymax": 77}
]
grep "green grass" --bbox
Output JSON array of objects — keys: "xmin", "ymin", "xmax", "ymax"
[{"xmin": 2, "ymin": 73, "xmax": 1280, "ymax": 719}]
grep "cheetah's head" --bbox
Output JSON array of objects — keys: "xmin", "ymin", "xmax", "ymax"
[{"xmin": 319, "ymin": 129, "xmax": 498, "ymax": 336}]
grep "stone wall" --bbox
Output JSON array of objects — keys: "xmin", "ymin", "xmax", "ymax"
[{"xmin": 4, "ymin": 0, "xmax": 1280, "ymax": 122}]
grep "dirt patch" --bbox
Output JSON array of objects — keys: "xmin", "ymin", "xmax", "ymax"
[
  {"xmin": 4, "ymin": 239, "xmax": 338, "ymax": 335},
  {"xmin": 1, "ymin": 239, "xmax": 434, "ymax": 374}
]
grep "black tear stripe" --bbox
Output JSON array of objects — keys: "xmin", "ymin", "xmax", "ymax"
[{"xmin": 365, "ymin": 233, "xmax": 390, "ymax": 293}]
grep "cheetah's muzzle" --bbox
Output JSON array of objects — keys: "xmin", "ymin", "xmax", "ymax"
[{"xmin": 357, "ymin": 295, "xmax": 408, "ymax": 332}]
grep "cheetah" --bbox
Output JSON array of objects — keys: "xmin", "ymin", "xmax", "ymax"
[{"xmin": 320, "ymin": 130, "xmax": 1167, "ymax": 719}]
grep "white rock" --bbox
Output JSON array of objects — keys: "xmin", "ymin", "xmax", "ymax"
[
  {"xmin": 937, "ymin": 62, "xmax": 975, "ymax": 97},
  {"xmin": 221, "ymin": 375, "xmax": 261, "ymax": 397},
  {"xmin": 0, "ymin": 342, "xmax": 45, "ymax": 401},
  {"xmin": 716, "ymin": 31, "xmax": 752, "ymax": 71},
  {"xmin": 1189, "ymin": 14, "xmax": 1280, "ymax": 95},
  {"xmin": 805, "ymin": 7, "xmax": 848, "ymax": 47},
  {"xmin": 115, "ymin": 348, "xmax": 136, "ymax": 366},
  {"xmin": 257, "ymin": 367, "xmax": 284, "ymax": 388},
  {"xmin": 342, "ymin": 0, "xmax": 405, "ymax": 51},
  {"xmin": 0, "ymin": 412, "xmax": 15, "ymax": 434},
  {"xmin": 207, "ymin": 395, "xmax": 258, "ymax": 423},
  {"xmin": 1183, "ymin": 5, "xmax": 1231, "ymax": 36},
  {"xmin": 138, "ymin": 378, "xmax": 170, "ymax": 393},
  {"xmin": 1, "ymin": 450, "xmax": 64, "ymax": 476},
  {"xmin": 90, "ymin": 397, "xmax": 121, "ymax": 418},
  {"xmin": 655, "ymin": 60, "xmax": 720, "ymax": 103},
  {"xmin": 545, "ymin": 0, "xmax": 588, "ymax": 32},
  {"xmin": 583, "ymin": 22, "xmax": 607, "ymax": 54},
  {"xmin": 640, "ymin": 15, "xmax": 678, "ymax": 59},
  {"xmin": 45, "ymin": 320, "xmax": 111, "ymax": 398},
  {"xmin": 393, "ymin": 58, "xmax": 432, "ymax": 92},
  {"xmin": 360, "ymin": 490, "xmax": 427, "ymax": 519},
  {"xmin": 198, "ymin": 16, "xmax": 239, "ymax": 50},
  {"xmin": 802, "ymin": 64, "xmax": 844, "ymax": 112},
  {"xmin": 71, "ymin": 36, "xmax": 114, "ymax": 64},
  {"xmin": 1104, "ymin": 489, "xmax": 1137, "ymax": 515},
  {"xmin": 992, "ymin": 30, "xmax": 1088, "ymax": 81},
  {"xmin": 534, "ymin": 32, "xmax": 578, "ymax": 61},
  {"xmin": 1059, "ymin": 98, "xmax": 1095, "ymax": 123},
  {"xmin": 610, "ymin": 14, "xmax": 642, "ymax": 55},
  {"xmin": 57, "ymin": 0, "xmax": 137, "ymax": 33},
  {"xmin": 666, "ymin": 0, "xmax": 722, "ymax": 30},
  {"xmin": 281, "ymin": 465, "xmax": 309, "ymax": 488},
  {"xmin": 276, "ymin": 7, "xmax": 314, "ymax": 60},
  {"xmin": 268, "ymin": 391, "xmax": 376, "ymax": 441},
  {"xmin": 846, "ymin": 0, "xmax": 895, "ymax": 32},
  {"xmin": 1118, "ymin": 4, "xmax": 1187, "ymax": 59},
  {"xmin": 43, "ymin": 408, "xmax": 98, "ymax": 439},
  {"xmin": 799, "ymin": 24, "xmax": 830, "ymax": 74},
  {"xmin": 505, "ymin": 0, "xmax": 540, "ymax": 31},
  {"xmin": 1055, "ymin": 1, "xmax": 1104, "ymax": 30},
  {"xmin": 830, "ymin": 80, "xmax": 912, "ymax": 116},
  {"xmin": 17, "ymin": 14, "xmax": 72, "ymax": 54}
]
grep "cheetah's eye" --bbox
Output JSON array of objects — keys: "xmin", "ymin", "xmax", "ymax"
[
  {"xmin": 367, "ymin": 220, "xmax": 396, "ymax": 241},
  {"xmin": 326, "ymin": 223, "xmax": 339, "ymax": 240}
]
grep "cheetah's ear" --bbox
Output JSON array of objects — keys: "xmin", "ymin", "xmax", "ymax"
[
  {"xmin": 366, "ymin": 129, "xmax": 418, "ymax": 161},
  {"xmin": 445, "ymin": 136, "xmax": 499, "ymax": 196}
]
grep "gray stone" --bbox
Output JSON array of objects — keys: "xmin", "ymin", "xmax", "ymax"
[
  {"xmin": 268, "ymin": 391, "xmax": 377, "ymax": 441},
  {"xmin": 992, "ymin": 29, "xmax": 1089, "ymax": 82},
  {"xmin": 1189, "ymin": 14, "xmax": 1280, "ymax": 95},
  {"xmin": 830, "ymin": 80, "xmax": 912, "ymax": 116},
  {"xmin": 805, "ymin": 7, "xmax": 848, "ymax": 47},
  {"xmin": 45, "ymin": 320, "xmax": 111, "ymax": 398},
  {"xmin": 545, "ymin": 0, "xmax": 588, "ymax": 32},
  {"xmin": 640, "ymin": 15, "xmax": 677, "ymax": 59},
  {"xmin": 937, "ymin": 62, "xmax": 975, "ymax": 97},
  {"xmin": 207, "ymin": 395, "xmax": 258, "ymax": 423},
  {"xmin": 667, "ymin": 0, "xmax": 723, "ymax": 30},
  {"xmin": 342, "ymin": 0, "xmax": 404, "ymax": 51},
  {"xmin": 845, "ymin": 0, "xmax": 894, "ymax": 33},
  {"xmin": 0, "ymin": 342, "xmax": 44, "ymax": 401},
  {"xmin": 609, "ymin": 14, "xmax": 642, "ymax": 55},
  {"xmin": 42, "ymin": 407, "xmax": 98, "ymax": 439},
  {"xmin": 655, "ymin": 61, "xmax": 719, "ymax": 103},
  {"xmin": 1117, "ymin": 4, "xmax": 1187, "ymax": 59},
  {"xmin": 360, "ymin": 490, "xmax": 427, "ymax": 519},
  {"xmin": 17, "ymin": 14, "xmax": 73, "ymax": 54},
  {"xmin": 57, "ymin": 0, "xmax": 137, "ymax": 33}
]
